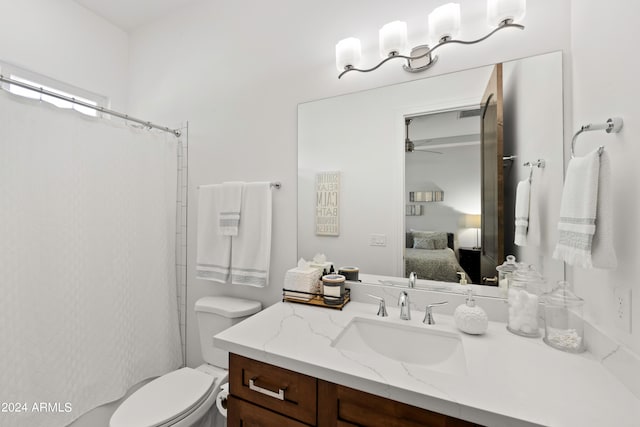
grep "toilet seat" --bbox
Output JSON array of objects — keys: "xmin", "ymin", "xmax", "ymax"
[{"xmin": 110, "ymin": 367, "xmax": 223, "ymax": 427}]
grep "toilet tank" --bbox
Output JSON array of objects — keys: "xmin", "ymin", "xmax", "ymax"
[{"xmin": 195, "ymin": 296, "xmax": 262, "ymax": 369}]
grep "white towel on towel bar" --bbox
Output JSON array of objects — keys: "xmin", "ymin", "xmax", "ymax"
[
  {"xmin": 553, "ymin": 149, "xmax": 601, "ymax": 268},
  {"xmin": 514, "ymin": 178, "xmax": 531, "ymax": 246},
  {"xmin": 231, "ymin": 182, "xmax": 272, "ymax": 287},
  {"xmin": 219, "ymin": 182, "xmax": 243, "ymax": 236},
  {"xmin": 591, "ymin": 151, "xmax": 617, "ymax": 269},
  {"xmin": 527, "ymin": 174, "xmax": 541, "ymax": 248},
  {"xmin": 196, "ymin": 184, "xmax": 231, "ymax": 283}
]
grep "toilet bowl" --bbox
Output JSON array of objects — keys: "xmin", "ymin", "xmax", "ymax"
[{"xmin": 110, "ymin": 296, "xmax": 261, "ymax": 427}]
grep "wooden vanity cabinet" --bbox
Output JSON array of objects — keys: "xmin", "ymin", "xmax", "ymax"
[{"xmin": 228, "ymin": 353, "xmax": 481, "ymax": 427}]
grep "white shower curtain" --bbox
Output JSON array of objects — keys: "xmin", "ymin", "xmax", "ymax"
[{"xmin": 0, "ymin": 91, "xmax": 183, "ymax": 427}]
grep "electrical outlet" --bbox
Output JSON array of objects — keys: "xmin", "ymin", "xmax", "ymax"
[
  {"xmin": 614, "ymin": 288, "xmax": 632, "ymax": 333},
  {"xmin": 369, "ymin": 234, "xmax": 387, "ymax": 247}
]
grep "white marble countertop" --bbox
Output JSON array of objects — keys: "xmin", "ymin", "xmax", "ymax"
[{"xmin": 214, "ymin": 300, "xmax": 640, "ymax": 427}]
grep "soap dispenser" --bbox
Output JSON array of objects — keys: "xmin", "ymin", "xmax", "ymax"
[
  {"xmin": 454, "ymin": 289, "xmax": 488, "ymax": 335},
  {"xmin": 457, "ymin": 272, "xmax": 468, "ymax": 285}
]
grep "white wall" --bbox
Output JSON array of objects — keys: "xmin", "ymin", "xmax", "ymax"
[
  {"xmin": 405, "ymin": 144, "xmax": 481, "ymax": 249},
  {"xmin": 126, "ymin": 0, "xmax": 571, "ymax": 367},
  {"xmin": 406, "ymin": 112, "xmax": 482, "ymax": 249},
  {"xmin": 0, "ymin": 0, "xmax": 129, "ymax": 109},
  {"xmin": 571, "ymin": 0, "xmax": 640, "ymax": 354}
]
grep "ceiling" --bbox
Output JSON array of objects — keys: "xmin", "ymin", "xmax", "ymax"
[{"xmin": 73, "ymin": 0, "xmax": 196, "ymax": 32}]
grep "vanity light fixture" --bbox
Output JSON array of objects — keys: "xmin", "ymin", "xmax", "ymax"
[{"xmin": 335, "ymin": 0, "xmax": 526, "ymax": 79}]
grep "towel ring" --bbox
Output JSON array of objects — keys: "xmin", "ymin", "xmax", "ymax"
[{"xmin": 571, "ymin": 117, "xmax": 623, "ymax": 158}]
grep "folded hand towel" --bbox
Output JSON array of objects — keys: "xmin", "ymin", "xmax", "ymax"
[
  {"xmin": 196, "ymin": 184, "xmax": 231, "ymax": 282},
  {"xmin": 514, "ymin": 178, "xmax": 531, "ymax": 246},
  {"xmin": 591, "ymin": 151, "xmax": 617, "ymax": 269},
  {"xmin": 219, "ymin": 182, "xmax": 243, "ymax": 236},
  {"xmin": 231, "ymin": 182, "xmax": 272, "ymax": 287},
  {"xmin": 553, "ymin": 149, "xmax": 600, "ymax": 268}
]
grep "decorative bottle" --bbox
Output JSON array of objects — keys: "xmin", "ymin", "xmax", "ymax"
[{"xmin": 507, "ymin": 264, "xmax": 545, "ymax": 337}]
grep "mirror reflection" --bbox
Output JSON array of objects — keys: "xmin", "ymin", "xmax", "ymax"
[
  {"xmin": 298, "ymin": 51, "xmax": 565, "ymax": 294},
  {"xmin": 404, "ymin": 108, "xmax": 481, "ymax": 284}
]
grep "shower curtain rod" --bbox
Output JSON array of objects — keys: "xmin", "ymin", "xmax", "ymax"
[{"xmin": 0, "ymin": 74, "xmax": 182, "ymax": 137}]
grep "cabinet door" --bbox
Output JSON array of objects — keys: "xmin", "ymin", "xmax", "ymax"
[
  {"xmin": 318, "ymin": 380, "xmax": 480, "ymax": 427},
  {"xmin": 229, "ymin": 353, "xmax": 317, "ymax": 425},
  {"xmin": 227, "ymin": 395, "xmax": 310, "ymax": 427}
]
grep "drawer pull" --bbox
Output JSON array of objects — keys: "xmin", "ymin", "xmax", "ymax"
[{"xmin": 249, "ymin": 377, "xmax": 286, "ymax": 401}]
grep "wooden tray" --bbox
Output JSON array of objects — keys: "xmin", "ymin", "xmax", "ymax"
[{"xmin": 282, "ymin": 288, "xmax": 351, "ymax": 310}]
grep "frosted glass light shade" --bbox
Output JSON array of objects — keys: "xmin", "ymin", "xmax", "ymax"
[
  {"xmin": 487, "ymin": 0, "xmax": 526, "ymax": 26},
  {"xmin": 379, "ymin": 21, "xmax": 408, "ymax": 58},
  {"xmin": 428, "ymin": 3, "xmax": 461, "ymax": 42},
  {"xmin": 336, "ymin": 37, "xmax": 362, "ymax": 71}
]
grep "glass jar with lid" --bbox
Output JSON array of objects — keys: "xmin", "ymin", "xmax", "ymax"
[
  {"xmin": 507, "ymin": 264, "xmax": 545, "ymax": 338},
  {"xmin": 496, "ymin": 255, "xmax": 518, "ymax": 297},
  {"xmin": 542, "ymin": 281, "xmax": 585, "ymax": 353}
]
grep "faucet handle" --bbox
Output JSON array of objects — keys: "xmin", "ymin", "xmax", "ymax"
[
  {"xmin": 398, "ymin": 291, "xmax": 411, "ymax": 320},
  {"xmin": 367, "ymin": 294, "xmax": 388, "ymax": 317},
  {"xmin": 423, "ymin": 301, "xmax": 448, "ymax": 325},
  {"xmin": 409, "ymin": 271, "xmax": 417, "ymax": 288},
  {"xmin": 397, "ymin": 290, "xmax": 410, "ymax": 305}
]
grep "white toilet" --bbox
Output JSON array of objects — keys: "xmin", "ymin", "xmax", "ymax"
[{"xmin": 110, "ymin": 296, "xmax": 262, "ymax": 427}]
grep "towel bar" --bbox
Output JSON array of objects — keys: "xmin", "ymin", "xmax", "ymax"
[
  {"xmin": 523, "ymin": 159, "xmax": 545, "ymax": 168},
  {"xmin": 197, "ymin": 181, "xmax": 281, "ymax": 189},
  {"xmin": 523, "ymin": 159, "xmax": 545, "ymax": 181},
  {"xmin": 571, "ymin": 117, "xmax": 623, "ymax": 158}
]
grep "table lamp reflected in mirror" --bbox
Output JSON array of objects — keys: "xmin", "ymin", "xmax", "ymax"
[{"xmin": 465, "ymin": 214, "xmax": 481, "ymax": 249}]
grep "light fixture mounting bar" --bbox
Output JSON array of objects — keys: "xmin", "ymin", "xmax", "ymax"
[{"xmin": 338, "ymin": 23, "xmax": 524, "ymax": 79}]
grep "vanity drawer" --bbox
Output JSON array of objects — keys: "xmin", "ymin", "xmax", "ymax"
[
  {"xmin": 227, "ymin": 395, "xmax": 310, "ymax": 427},
  {"xmin": 318, "ymin": 380, "xmax": 481, "ymax": 427},
  {"xmin": 229, "ymin": 353, "xmax": 317, "ymax": 425}
]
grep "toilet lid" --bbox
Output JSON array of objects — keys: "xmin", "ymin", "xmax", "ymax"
[
  {"xmin": 194, "ymin": 296, "xmax": 261, "ymax": 318},
  {"xmin": 110, "ymin": 367, "xmax": 216, "ymax": 427}
]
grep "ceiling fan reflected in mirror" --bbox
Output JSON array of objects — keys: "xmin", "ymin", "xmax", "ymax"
[
  {"xmin": 405, "ymin": 108, "xmax": 482, "ymax": 154},
  {"xmin": 404, "ymin": 118, "xmax": 443, "ymax": 155}
]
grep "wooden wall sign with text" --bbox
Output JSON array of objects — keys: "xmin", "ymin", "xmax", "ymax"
[{"xmin": 315, "ymin": 171, "xmax": 340, "ymax": 236}]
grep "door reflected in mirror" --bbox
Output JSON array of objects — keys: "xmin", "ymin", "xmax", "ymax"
[{"xmin": 298, "ymin": 51, "xmax": 565, "ymax": 294}]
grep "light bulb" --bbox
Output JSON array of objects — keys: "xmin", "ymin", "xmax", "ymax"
[
  {"xmin": 379, "ymin": 21, "xmax": 408, "ymax": 58},
  {"xmin": 428, "ymin": 3, "xmax": 461, "ymax": 43},
  {"xmin": 335, "ymin": 37, "xmax": 362, "ymax": 72},
  {"xmin": 487, "ymin": 0, "xmax": 526, "ymax": 26}
]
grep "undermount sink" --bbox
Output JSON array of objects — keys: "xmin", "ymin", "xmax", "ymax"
[{"xmin": 332, "ymin": 317, "xmax": 467, "ymax": 375}]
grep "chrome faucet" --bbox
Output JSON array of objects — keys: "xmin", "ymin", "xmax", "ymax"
[
  {"xmin": 423, "ymin": 301, "xmax": 448, "ymax": 325},
  {"xmin": 367, "ymin": 294, "xmax": 388, "ymax": 317},
  {"xmin": 408, "ymin": 271, "xmax": 417, "ymax": 288},
  {"xmin": 398, "ymin": 291, "xmax": 411, "ymax": 320}
]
